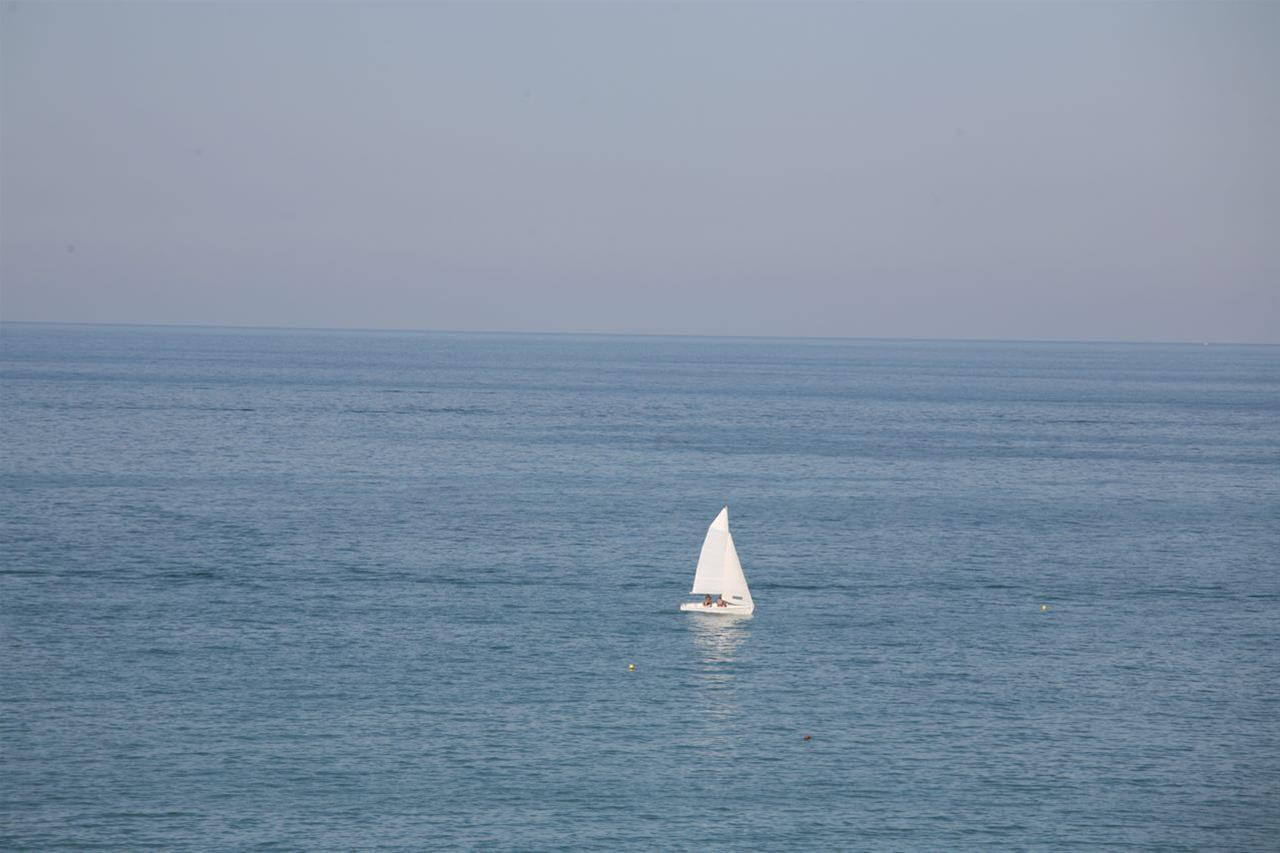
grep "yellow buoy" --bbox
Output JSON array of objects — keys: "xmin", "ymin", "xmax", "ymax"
[{"xmin": 628, "ymin": 663, "xmax": 636, "ymax": 671}]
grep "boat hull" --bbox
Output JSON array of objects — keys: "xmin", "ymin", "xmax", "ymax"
[{"xmin": 680, "ymin": 602, "xmax": 754, "ymax": 615}]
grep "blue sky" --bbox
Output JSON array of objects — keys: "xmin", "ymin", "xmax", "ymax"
[{"xmin": 2, "ymin": 1, "xmax": 1276, "ymax": 341}]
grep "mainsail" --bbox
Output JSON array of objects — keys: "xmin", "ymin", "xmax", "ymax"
[{"xmin": 719, "ymin": 528, "xmax": 753, "ymax": 608}]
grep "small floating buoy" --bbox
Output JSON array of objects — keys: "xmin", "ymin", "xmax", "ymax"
[
  {"xmin": 628, "ymin": 663, "xmax": 636, "ymax": 672},
  {"xmin": 1040, "ymin": 604, "xmax": 1049, "ymax": 612}
]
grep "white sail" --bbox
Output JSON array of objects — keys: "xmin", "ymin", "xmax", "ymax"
[
  {"xmin": 685, "ymin": 506, "xmax": 754, "ymax": 614},
  {"xmin": 690, "ymin": 507, "xmax": 730, "ymax": 594},
  {"xmin": 719, "ymin": 529, "xmax": 753, "ymax": 609}
]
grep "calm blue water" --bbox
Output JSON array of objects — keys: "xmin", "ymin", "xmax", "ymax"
[{"xmin": 2, "ymin": 324, "xmax": 1278, "ymax": 849}]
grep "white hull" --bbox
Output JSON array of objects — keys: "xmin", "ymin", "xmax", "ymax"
[{"xmin": 680, "ymin": 601, "xmax": 754, "ymax": 616}]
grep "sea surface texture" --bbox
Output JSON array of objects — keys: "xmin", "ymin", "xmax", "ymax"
[{"xmin": 2, "ymin": 324, "xmax": 1277, "ymax": 849}]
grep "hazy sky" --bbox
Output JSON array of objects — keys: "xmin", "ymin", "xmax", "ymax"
[{"xmin": 2, "ymin": 1, "xmax": 1276, "ymax": 341}]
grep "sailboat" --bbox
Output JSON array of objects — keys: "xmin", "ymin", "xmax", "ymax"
[{"xmin": 679, "ymin": 506, "xmax": 755, "ymax": 615}]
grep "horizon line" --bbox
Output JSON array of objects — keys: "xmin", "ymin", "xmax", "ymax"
[{"xmin": 1, "ymin": 319, "xmax": 1275, "ymax": 348}]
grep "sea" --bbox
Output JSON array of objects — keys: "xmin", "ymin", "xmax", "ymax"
[{"xmin": 2, "ymin": 323, "xmax": 1277, "ymax": 850}]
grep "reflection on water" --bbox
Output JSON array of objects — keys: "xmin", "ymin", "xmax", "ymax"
[
  {"xmin": 686, "ymin": 616, "xmax": 752, "ymax": 730},
  {"xmin": 687, "ymin": 614, "xmax": 751, "ymax": 669}
]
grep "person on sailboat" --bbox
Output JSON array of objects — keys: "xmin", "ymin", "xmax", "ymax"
[
  {"xmin": 716, "ymin": 595, "xmax": 729, "ymax": 608},
  {"xmin": 703, "ymin": 594, "xmax": 713, "ymax": 607}
]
